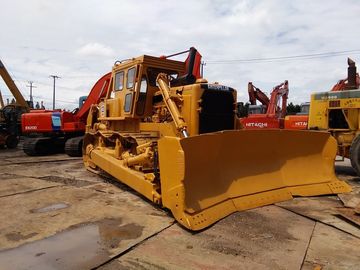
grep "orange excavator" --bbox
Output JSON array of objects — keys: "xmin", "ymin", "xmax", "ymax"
[
  {"xmin": 331, "ymin": 58, "xmax": 360, "ymax": 91},
  {"xmin": 240, "ymin": 81, "xmax": 288, "ymax": 129},
  {"xmin": 21, "ymin": 73, "xmax": 111, "ymax": 156}
]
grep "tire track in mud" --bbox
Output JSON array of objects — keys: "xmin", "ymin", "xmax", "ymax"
[{"xmin": 0, "ymin": 185, "xmax": 61, "ymax": 199}]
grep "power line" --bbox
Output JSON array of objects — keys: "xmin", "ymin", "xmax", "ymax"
[
  {"xmin": 2, "ymin": 94, "xmax": 78, "ymax": 104},
  {"xmin": 206, "ymin": 49, "xmax": 360, "ymax": 64}
]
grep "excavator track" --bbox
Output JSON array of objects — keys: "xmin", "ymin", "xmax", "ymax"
[
  {"xmin": 5, "ymin": 134, "xmax": 19, "ymax": 149},
  {"xmin": 23, "ymin": 137, "xmax": 65, "ymax": 156},
  {"xmin": 64, "ymin": 136, "xmax": 83, "ymax": 157}
]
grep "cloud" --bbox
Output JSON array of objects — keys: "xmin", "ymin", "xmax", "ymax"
[
  {"xmin": 76, "ymin": 43, "xmax": 114, "ymax": 57},
  {"xmin": 1, "ymin": 0, "xmax": 360, "ymax": 110}
]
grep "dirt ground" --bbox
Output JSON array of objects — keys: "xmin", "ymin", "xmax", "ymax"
[{"xmin": 0, "ymin": 146, "xmax": 359, "ymax": 270}]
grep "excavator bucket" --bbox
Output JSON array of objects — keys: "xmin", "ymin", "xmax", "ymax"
[{"xmin": 158, "ymin": 129, "xmax": 351, "ymax": 230}]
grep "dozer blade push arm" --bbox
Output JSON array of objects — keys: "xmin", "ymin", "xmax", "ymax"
[{"xmin": 156, "ymin": 73, "xmax": 189, "ymax": 137}]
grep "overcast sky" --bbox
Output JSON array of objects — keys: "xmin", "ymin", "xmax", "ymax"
[{"xmin": 1, "ymin": 0, "xmax": 360, "ymax": 110}]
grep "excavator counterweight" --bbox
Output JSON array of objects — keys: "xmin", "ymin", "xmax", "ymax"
[{"xmin": 83, "ymin": 48, "xmax": 350, "ymax": 230}]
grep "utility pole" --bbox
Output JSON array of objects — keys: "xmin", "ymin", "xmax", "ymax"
[
  {"xmin": 49, "ymin": 75, "xmax": 60, "ymax": 110},
  {"xmin": 200, "ymin": 61, "xmax": 206, "ymax": 77},
  {"xmin": 26, "ymin": 81, "xmax": 36, "ymax": 108}
]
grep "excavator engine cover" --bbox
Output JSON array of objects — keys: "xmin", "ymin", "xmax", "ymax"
[{"xmin": 158, "ymin": 129, "xmax": 350, "ymax": 230}]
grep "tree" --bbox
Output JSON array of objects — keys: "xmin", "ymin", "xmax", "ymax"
[
  {"xmin": 237, "ymin": 102, "xmax": 250, "ymax": 117},
  {"xmin": 287, "ymin": 102, "xmax": 301, "ymax": 115}
]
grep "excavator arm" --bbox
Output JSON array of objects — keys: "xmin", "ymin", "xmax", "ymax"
[
  {"xmin": 266, "ymin": 80, "xmax": 288, "ymax": 118},
  {"xmin": 247, "ymin": 82, "xmax": 270, "ymax": 106},
  {"xmin": 0, "ymin": 60, "xmax": 29, "ymax": 111},
  {"xmin": 331, "ymin": 58, "xmax": 360, "ymax": 91}
]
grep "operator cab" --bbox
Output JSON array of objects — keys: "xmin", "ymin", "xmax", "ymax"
[
  {"xmin": 297, "ymin": 102, "xmax": 310, "ymax": 115},
  {"xmin": 248, "ymin": 104, "xmax": 266, "ymax": 115}
]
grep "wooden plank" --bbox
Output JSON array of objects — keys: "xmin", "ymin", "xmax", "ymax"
[
  {"xmin": 302, "ymin": 223, "xmax": 360, "ymax": 269},
  {"xmin": 277, "ymin": 197, "xmax": 360, "ymax": 238}
]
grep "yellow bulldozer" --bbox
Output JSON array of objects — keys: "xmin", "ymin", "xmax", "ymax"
[
  {"xmin": 308, "ymin": 58, "xmax": 360, "ymax": 175},
  {"xmin": 83, "ymin": 47, "xmax": 350, "ymax": 230}
]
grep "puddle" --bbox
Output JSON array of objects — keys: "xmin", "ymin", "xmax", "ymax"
[
  {"xmin": 97, "ymin": 219, "xmax": 144, "ymax": 248},
  {"xmin": 30, "ymin": 203, "xmax": 70, "ymax": 213},
  {"xmin": 0, "ymin": 218, "xmax": 144, "ymax": 270},
  {"xmin": 39, "ymin": 176, "xmax": 93, "ymax": 187}
]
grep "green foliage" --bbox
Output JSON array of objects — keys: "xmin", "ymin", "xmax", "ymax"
[
  {"xmin": 237, "ymin": 102, "xmax": 249, "ymax": 117},
  {"xmin": 286, "ymin": 102, "xmax": 301, "ymax": 115}
]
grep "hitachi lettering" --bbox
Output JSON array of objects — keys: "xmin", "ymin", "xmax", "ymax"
[
  {"xmin": 245, "ymin": 122, "xmax": 268, "ymax": 128},
  {"xmin": 294, "ymin": 121, "xmax": 307, "ymax": 126}
]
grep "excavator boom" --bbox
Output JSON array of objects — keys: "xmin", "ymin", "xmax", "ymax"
[
  {"xmin": 0, "ymin": 91, "xmax": 4, "ymax": 109},
  {"xmin": 75, "ymin": 73, "xmax": 111, "ymax": 122},
  {"xmin": 248, "ymin": 82, "xmax": 270, "ymax": 106},
  {"xmin": 0, "ymin": 60, "xmax": 29, "ymax": 111},
  {"xmin": 266, "ymin": 80, "xmax": 288, "ymax": 117},
  {"xmin": 331, "ymin": 58, "xmax": 360, "ymax": 91},
  {"xmin": 0, "ymin": 59, "xmax": 30, "ymax": 148}
]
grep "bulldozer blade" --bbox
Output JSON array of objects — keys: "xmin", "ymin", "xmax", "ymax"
[{"xmin": 158, "ymin": 129, "xmax": 351, "ymax": 231}]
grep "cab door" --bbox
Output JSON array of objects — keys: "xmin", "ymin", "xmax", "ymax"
[
  {"xmin": 135, "ymin": 75, "xmax": 148, "ymax": 116},
  {"xmin": 123, "ymin": 66, "xmax": 137, "ymax": 116}
]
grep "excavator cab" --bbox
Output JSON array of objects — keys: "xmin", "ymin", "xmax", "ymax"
[
  {"xmin": 248, "ymin": 104, "xmax": 266, "ymax": 115},
  {"xmin": 84, "ymin": 48, "xmax": 350, "ymax": 231}
]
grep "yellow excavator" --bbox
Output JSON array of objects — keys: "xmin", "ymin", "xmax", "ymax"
[
  {"xmin": 0, "ymin": 60, "xmax": 30, "ymax": 148},
  {"xmin": 83, "ymin": 47, "xmax": 350, "ymax": 230}
]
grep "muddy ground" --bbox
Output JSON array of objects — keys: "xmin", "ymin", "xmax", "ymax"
[{"xmin": 0, "ymin": 146, "xmax": 359, "ymax": 270}]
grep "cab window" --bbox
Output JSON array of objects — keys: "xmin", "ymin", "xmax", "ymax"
[
  {"xmin": 139, "ymin": 77, "xmax": 147, "ymax": 93},
  {"xmin": 136, "ymin": 76, "xmax": 147, "ymax": 116},
  {"xmin": 127, "ymin": 67, "xmax": 136, "ymax": 89},
  {"xmin": 114, "ymin": 71, "xmax": 124, "ymax": 91},
  {"xmin": 147, "ymin": 68, "xmax": 178, "ymax": 87},
  {"xmin": 124, "ymin": 93, "xmax": 132, "ymax": 112}
]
